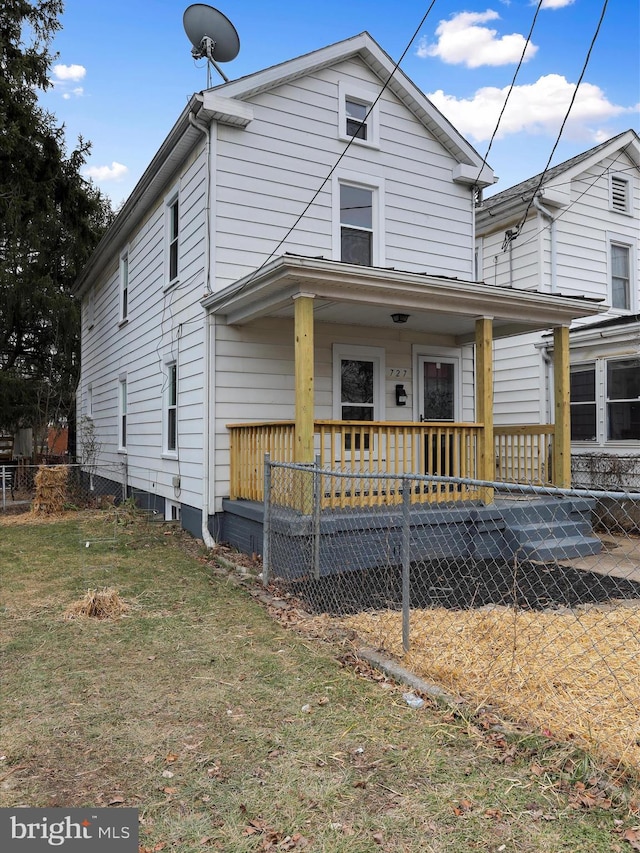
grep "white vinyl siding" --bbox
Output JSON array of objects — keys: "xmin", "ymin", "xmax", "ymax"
[
  {"xmin": 213, "ymin": 56, "xmax": 475, "ymax": 290},
  {"xmin": 78, "ymin": 143, "xmax": 208, "ymax": 509}
]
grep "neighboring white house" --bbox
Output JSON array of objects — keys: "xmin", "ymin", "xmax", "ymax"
[
  {"xmin": 476, "ymin": 130, "xmax": 640, "ymax": 490},
  {"xmin": 74, "ymin": 32, "xmax": 606, "ymax": 548}
]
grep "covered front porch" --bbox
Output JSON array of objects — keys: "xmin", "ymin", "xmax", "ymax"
[{"xmin": 204, "ymin": 255, "xmax": 606, "ymax": 511}]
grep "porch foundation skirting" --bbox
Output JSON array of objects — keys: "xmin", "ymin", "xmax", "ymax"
[{"xmin": 219, "ymin": 495, "xmax": 599, "ymax": 578}]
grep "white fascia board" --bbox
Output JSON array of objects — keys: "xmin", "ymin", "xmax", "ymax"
[
  {"xmin": 200, "ymin": 91, "xmax": 253, "ymax": 127},
  {"xmin": 452, "ymin": 162, "xmax": 496, "ymax": 188}
]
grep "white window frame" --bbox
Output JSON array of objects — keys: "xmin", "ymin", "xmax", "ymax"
[
  {"xmin": 609, "ymin": 173, "xmax": 631, "ymax": 215},
  {"xmin": 338, "ymin": 81, "xmax": 380, "ymax": 148},
  {"xmin": 607, "ymin": 233, "xmax": 636, "ymax": 313},
  {"xmin": 164, "ymin": 186, "xmax": 180, "ymax": 288},
  {"xmin": 119, "ymin": 247, "xmax": 129, "ymax": 324},
  {"xmin": 332, "ymin": 171, "xmax": 385, "ymax": 267},
  {"xmin": 569, "ymin": 356, "xmax": 640, "ymax": 446},
  {"xmin": 163, "ymin": 360, "xmax": 178, "ymax": 457},
  {"xmin": 165, "ymin": 500, "xmax": 181, "ymax": 522},
  {"xmin": 86, "ymin": 383, "xmax": 93, "ymax": 419},
  {"xmin": 87, "ymin": 288, "xmax": 95, "ymax": 330},
  {"xmin": 118, "ymin": 374, "xmax": 127, "ymax": 452},
  {"xmin": 332, "ymin": 344, "xmax": 386, "ymax": 422}
]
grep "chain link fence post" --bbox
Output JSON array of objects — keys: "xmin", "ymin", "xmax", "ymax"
[
  {"xmin": 262, "ymin": 453, "xmax": 271, "ymax": 587},
  {"xmin": 402, "ymin": 477, "xmax": 411, "ymax": 654},
  {"xmin": 313, "ymin": 454, "xmax": 321, "ymax": 580}
]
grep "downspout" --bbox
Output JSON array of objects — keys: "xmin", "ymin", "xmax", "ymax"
[
  {"xmin": 533, "ymin": 195, "xmax": 557, "ymax": 294},
  {"xmin": 189, "ymin": 110, "xmax": 216, "ymax": 547}
]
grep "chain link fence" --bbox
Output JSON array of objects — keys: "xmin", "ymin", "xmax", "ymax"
[
  {"xmin": 0, "ymin": 461, "xmax": 128, "ymax": 513},
  {"xmin": 264, "ymin": 460, "xmax": 640, "ymax": 774}
]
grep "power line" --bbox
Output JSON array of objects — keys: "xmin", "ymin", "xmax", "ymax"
[
  {"xmin": 474, "ymin": 0, "xmax": 546, "ymax": 189},
  {"xmin": 218, "ymin": 1, "xmax": 440, "ymax": 306},
  {"xmin": 505, "ymin": 0, "xmax": 610, "ymax": 249}
]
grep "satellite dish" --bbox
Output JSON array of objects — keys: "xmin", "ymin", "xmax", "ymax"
[{"xmin": 183, "ymin": 4, "xmax": 240, "ymax": 84}]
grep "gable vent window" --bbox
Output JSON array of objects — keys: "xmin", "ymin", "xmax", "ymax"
[{"xmin": 610, "ymin": 175, "xmax": 629, "ymax": 213}]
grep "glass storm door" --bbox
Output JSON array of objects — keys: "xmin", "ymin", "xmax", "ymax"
[
  {"xmin": 418, "ymin": 358, "xmax": 457, "ymax": 477},
  {"xmin": 419, "ymin": 359, "xmax": 455, "ymax": 421}
]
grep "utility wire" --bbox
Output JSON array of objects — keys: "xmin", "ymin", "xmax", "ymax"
[
  {"xmin": 505, "ymin": 0, "xmax": 610, "ymax": 249},
  {"xmin": 473, "ymin": 0, "xmax": 545, "ymax": 190},
  {"xmin": 218, "ymin": 1, "xmax": 440, "ymax": 306}
]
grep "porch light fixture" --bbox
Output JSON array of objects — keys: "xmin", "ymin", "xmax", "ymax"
[{"xmin": 391, "ymin": 313, "xmax": 409, "ymax": 324}]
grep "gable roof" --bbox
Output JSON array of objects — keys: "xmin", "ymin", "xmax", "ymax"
[
  {"xmin": 479, "ymin": 128, "xmax": 640, "ymax": 219},
  {"xmin": 74, "ymin": 33, "xmax": 494, "ymax": 296},
  {"xmin": 206, "ymin": 32, "xmax": 493, "ymax": 180}
]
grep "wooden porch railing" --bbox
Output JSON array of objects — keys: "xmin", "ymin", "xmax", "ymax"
[
  {"xmin": 494, "ymin": 425, "xmax": 555, "ymax": 485},
  {"xmin": 227, "ymin": 421, "xmax": 482, "ymax": 507},
  {"xmin": 227, "ymin": 421, "xmax": 557, "ymax": 507}
]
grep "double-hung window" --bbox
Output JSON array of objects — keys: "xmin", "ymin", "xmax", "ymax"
[
  {"xmin": 610, "ymin": 242, "xmax": 631, "ymax": 310},
  {"xmin": 119, "ymin": 248, "xmax": 129, "ymax": 323},
  {"xmin": 338, "ymin": 82, "xmax": 379, "ymax": 147},
  {"xmin": 340, "ymin": 184, "xmax": 373, "ymax": 266},
  {"xmin": 118, "ymin": 376, "xmax": 127, "ymax": 451},
  {"xmin": 570, "ymin": 364, "xmax": 597, "ymax": 441},
  {"xmin": 333, "ymin": 344, "xmax": 385, "ymax": 450},
  {"xmin": 165, "ymin": 362, "xmax": 178, "ymax": 453},
  {"xmin": 165, "ymin": 188, "xmax": 179, "ymax": 286},
  {"xmin": 607, "ymin": 358, "xmax": 640, "ymax": 441}
]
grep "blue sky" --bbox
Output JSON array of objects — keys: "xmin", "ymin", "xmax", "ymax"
[{"xmin": 40, "ymin": 0, "xmax": 639, "ymax": 205}]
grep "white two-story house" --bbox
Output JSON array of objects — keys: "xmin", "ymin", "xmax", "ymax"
[{"xmin": 74, "ymin": 32, "xmax": 606, "ymax": 559}]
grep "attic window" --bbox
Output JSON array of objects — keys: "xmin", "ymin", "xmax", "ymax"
[
  {"xmin": 345, "ymin": 99, "xmax": 368, "ymax": 140},
  {"xmin": 338, "ymin": 82, "xmax": 379, "ymax": 148},
  {"xmin": 610, "ymin": 175, "xmax": 630, "ymax": 213}
]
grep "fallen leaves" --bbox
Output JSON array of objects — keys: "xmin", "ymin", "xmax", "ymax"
[{"xmin": 241, "ymin": 816, "xmax": 309, "ymax": 850}]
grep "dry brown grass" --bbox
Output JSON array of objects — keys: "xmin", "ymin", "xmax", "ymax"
[
  {"xmin": 63, "ymin": 587, "xmax": 130, "ymax": 620},
  {"xmin": 337, "ymin": 604, "xmax": 640, "ymax": 775}
]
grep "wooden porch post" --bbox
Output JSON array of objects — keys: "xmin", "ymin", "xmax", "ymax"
[
  {"xmin": 475, "ymin": 317, "xmax": 494, "ymax": 504},
  {"xmin": 292, "ymin": 294, "xmax": 315, "ymax": 513},
  {"xmin": 553, "ymin": 325, "xmax": 571, "ymax": 488},
  {"xmin": 294, "ymin": 294, "xmax": 315, "ymax": 463}
]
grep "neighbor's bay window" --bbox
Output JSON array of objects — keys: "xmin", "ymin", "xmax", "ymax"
[{"xmin": 607, "ymin": 358, "xmax": 640, "ymax": 441}]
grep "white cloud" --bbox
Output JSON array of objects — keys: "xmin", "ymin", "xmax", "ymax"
[
  {"xmin": 427, "ymin": 75, "xmax": 631, "ymax": 142},
  {"xmin": 417, "ymin": 10, "xmax": 538, "ymax": 68},
  {"xmin": 539, "ymin": 0, "xmax": 576, "ymax": 9},
  {"xmin": 84, "ymin": 162, "xmax": 129, "ymax": 182},
  {"xmin": 52, "ymin": 63, "xmax": 86, "ymax": 82},
  {"xmin": 62, "ymin": 87, "xmax": 84, "ymax": 100}
]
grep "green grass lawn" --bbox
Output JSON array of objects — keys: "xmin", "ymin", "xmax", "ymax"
[{"xmin": 0, "ymin": 510, "xmax": 637, "ymax": 852}]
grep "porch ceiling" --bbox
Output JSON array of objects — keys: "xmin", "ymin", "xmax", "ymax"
[{"xmin": 202, "ymin": 255, "xmax": 606, "ymax": 342}]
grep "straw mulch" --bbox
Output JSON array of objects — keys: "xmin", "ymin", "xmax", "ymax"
[
  {"xmin": 32, "ymin": 465, "xmax": 69, "ymax": 515},
  {"xmin": 338, "ymin": 604, "xmax": 640, "ymax": 774},
  {"xmin": 64, "ymin": 587, "xmax": 129, "ymax": 620}
]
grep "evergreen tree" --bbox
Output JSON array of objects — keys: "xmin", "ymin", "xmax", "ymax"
[{"xmin": 0, "ymin": 0, "xmax": 113, "ymax": 445}]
